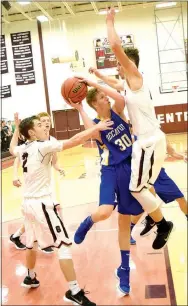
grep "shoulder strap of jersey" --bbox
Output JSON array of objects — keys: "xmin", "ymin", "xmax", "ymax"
[{"xmin": 93, "ymin": 118, "xmax": 100, "ymax": 124}]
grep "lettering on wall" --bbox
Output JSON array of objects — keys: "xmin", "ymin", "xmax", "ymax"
[
  {"xmin": 0, "ymin": 35, "xmax": 8, "ymax": 74},
  {"xmin": 11, "ymin": 31, "xmax": 36, "ymax": 85},
  {"xmin": 155, "ymin": 104, "xmax": 187, "ymax": 133},
  {"xmin": 157, "ymin": 112, "xmax": 187, "ymax": 124},
  {"xmin": 0, "ymin": 85, "xmax": 11, "ymax": 99}
]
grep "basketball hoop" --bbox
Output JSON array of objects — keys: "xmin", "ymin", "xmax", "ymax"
[{"xmin": 172, "ymin": 85, "xmax": 179, "ymax": 93}]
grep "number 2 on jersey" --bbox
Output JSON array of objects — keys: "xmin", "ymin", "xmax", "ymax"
[
  {"xmin": 114, "ymin": 134, "xmax": 132, "ymax": 151},
  {"xmin": 22, "ymin": 152, "xmax": 28, "ymax": 172}
]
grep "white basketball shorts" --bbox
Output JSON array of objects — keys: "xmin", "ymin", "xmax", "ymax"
[
  {"xmin": 130, "ymin": 129, "xmax": 166, "ymax": 192},
  {"xmin": 22, "ymin": 195, "xmax": 72, "ymax": 249}
]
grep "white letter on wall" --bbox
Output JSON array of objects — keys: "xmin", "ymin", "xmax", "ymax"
[
  {"xmin": 157, "ymin": 114, "xmax": 165, "ymax": 124},
  {"xmin": 166, "ymin": 113, "xmax": 174, "ymax": 123},
  {"xmin": 175, "ymin": 112, "xmax": 182, "ymax": 122}
]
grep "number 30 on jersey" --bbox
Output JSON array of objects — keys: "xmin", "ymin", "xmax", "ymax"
[{"xmin": 114, "ymin": 134, "xmax": 132, "ymax": 151}]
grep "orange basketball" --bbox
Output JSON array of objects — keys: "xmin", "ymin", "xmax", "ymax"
[{"xmin": 61, "ymin": 77, "xmax": 88, "ymax": 104}]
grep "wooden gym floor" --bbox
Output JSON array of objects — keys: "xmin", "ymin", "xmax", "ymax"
[{"xmin": 1, "ymin": 134, "xmax": 187, "ymax": 305}]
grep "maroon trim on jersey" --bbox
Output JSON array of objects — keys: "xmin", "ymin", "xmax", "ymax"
[
  {"xmin": 148, "ymin": 151, "xmax": 154, "ymax": 183},
  {"xmin": 56, "ymin": 241, "xmax": 72, "ymax": 248},
  {"xmin": 41, "ymin": 203, "xmax": 57, "ymax": 242},
  {"xmin": 53, "ymin": 206, "xmax": 69, "ymax": 239},
  {"xmin": 137, "ymin": 149, "xmax": 145, "ymax": 188}
]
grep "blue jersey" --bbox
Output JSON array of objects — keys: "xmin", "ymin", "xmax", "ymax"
[{"xmin": 94, "ymin": 110, "xmax": 132, "ymax": 166}]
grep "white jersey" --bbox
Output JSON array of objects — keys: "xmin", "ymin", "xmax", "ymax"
[
  {"xmin": 123, "ymin": 79, "xmax": 160, "ymax": 137},
  {"xmin": 14, "ymin": 139, "xmax": 63, "ymax": 198}
]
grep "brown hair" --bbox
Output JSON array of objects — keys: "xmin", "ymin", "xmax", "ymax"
[
  {"xmin": 124, "ymin": 47, "xmax": 140, "ymax": 68},
  {"xmin": 19, "ymin": 115, "xmax": 39, "ymax": 140},
  {"xmin": 86, "ymin": 88, "xmax": 100, "ymax": 109}
]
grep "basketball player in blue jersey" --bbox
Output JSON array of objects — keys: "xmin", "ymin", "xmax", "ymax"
[
  {"xmin": 87, "ymin": 64, "xmax": 187, "ymax": 240},
  {"xmin": 70, "ymin": 80, "xmax": 173, "ymax": 295},
  {"xmin": 72, "ymin": 97, "xmax": 187, "ymax": 242},
  {"xmin": 72, "ymin": 87, "xmax": 186, "ymax": 295},
  {"xmin": 71, "ymin": 90, "xmax": 144, "ymax": 296}
]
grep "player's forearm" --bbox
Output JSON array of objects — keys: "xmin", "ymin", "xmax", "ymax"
[
  {"xmin": 106, "ymin": 20, "xmax": 133, "ymax": 72},
  {"xmin": 90, "ymin": 81, "xmax": 125, "ymax": 105},
  {"xmin": 9, "ymin": 128, "xmax": 19, "ymax": 156},
  {"xmin": 63, "ymin": 125, "xmax": 100, "ymax": 150},
  {"xmin": 79, "ymin": 109, "xmax": 95, "ymax": 129},
  {"xmin": 53, "ymin": 162, "xmax": 61, "ymax": 170},
  {"xmin": 99, "ymin": 74, "xmax": 123, "ymax": 90},
  {"xmin": 167, "ymin": 142, "xmax": 184, "ymax": 160},
  {"xmin": 13, "ymin": 157, "xmax": 20, "ymax": 179},
  {"xmin": 52, "ymin": 153, "xmax": 60, "ymax": 170},
  {"xmin": 168, "ymin": 147, "xmax": 184, "ymax": 160},
  {"xmin": 71, "ymin": 125, "xmax": 99, "ymax": 144},
  {"xmin": 106, "ymin": 20, "xmax": 122, "ymax": 50}
]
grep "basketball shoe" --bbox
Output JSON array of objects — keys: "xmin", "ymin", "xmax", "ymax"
[
  {"xmin": 115, "ymin": 266, "xmax": 130, "ymax": 296},
  {"xmin": 64, "ymin": 289, "xmax": 96, "ymax": 305},
  {"xmin": 74, "ymin": 216, "xmax": 94, "ymax": 244}
]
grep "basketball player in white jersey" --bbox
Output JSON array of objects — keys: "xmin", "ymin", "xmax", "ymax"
[
  {"xmin": 88, "ymin": 65, "xmax": 187, "ymax": 225},
  {"xmin": 104, "ymin": 7, "xmax": 173, "ymax": 248},
  {"xmin": 9, "ymin": 113, "xmax": 112, "ymax": 305},
  {"xmin": 10, "ymin": 112, "xmax": 64, "ymax": 253}
]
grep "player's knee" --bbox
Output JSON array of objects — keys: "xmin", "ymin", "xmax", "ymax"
[
  {"xmin": 131, "ymin": 190, "xmax": 159, "ymax": 214},
  {"xmin": 58, "ymin": 245, "xmax": 72, "ymax": 260},
  {"xmin": 98, "ymin": 206, "xmax": 113, "ymax": 220}
]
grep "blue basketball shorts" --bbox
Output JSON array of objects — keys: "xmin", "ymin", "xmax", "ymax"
[
  {"xmin": 99, "ymin": 160, "xmax": 144, "ymax": 215},
  {"xmin": 154, "ymin": 167, "xmax": 184, "ymax": 203}
]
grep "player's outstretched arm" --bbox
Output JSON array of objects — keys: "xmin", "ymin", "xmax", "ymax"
[
  {"xmin": 9, "ymin": 113, "xmax": 19, "ymax": 156},
  {"xmin": 63, "ymin": 119, "xmax": 113, "ymax": 150},
  {"xmin": 89, "ymin": 67, "xmax": 124, "ymax": 91},
  {"xmin": 76, "ymin": 77, "xmax": 125, "ymax": 114},
  {"xmin": 106, "ymin": 8, "xmax": 142, "ymax": 91},
  {"xmin": 166, "ymin": 138, "xmax": 186, "ymax": 161}
]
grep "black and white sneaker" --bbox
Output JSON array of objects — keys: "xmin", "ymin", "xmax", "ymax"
[
  {"xmin": 10, "ymin": 234, "xmax": 26, "ymax": 250},
  {"xmin": 140, "ymin": 215, "xmax": 156, "ymax": 237},
  {"xmin": 21, "ymin": 274, "xmax": 40, "ymax": 289},
  {"xmin": 152, "ymin": 221, "xmax": 174, "ymax": 250},
  {"xmin": 64, "ymin": 289, "xmax": 96, "ymax": 305},
  {"xmin": 38, "ymin": 246, "xmax": 54, "ymax": 253}
]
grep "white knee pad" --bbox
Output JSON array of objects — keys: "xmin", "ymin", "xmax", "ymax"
[
  {"xmin": 132, "ymin": 188, "xmax": 160, "ymax": 214},
  {"xmin": 58, "ymin": 245, "xmax": 72, "ymax": 260}
]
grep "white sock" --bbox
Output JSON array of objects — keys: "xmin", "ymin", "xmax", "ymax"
[
  {"xmin": 13, "ymin": 228, "xmax": 23, "ymax": 238},
  {"xmin": 68, "ymin": 280, "xmax": 80, "ymax": 295},
  {"xmin": 28, "ymin": 269, "xmax": 35, "ymax": 279}
]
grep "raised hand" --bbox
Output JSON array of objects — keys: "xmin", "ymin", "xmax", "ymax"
[
  {"xmin": 88, "ymin": 67, "xmax": 96, "ymax": 74},
  {"xmin": 106, "ymin": 7, "xmax": 116, "ymax": 23},
  {"xmin": 88, "ymin": 67, "xmax": 102, "ymax": 78},
  {"xmin": 68, "ymin": 99, "xmax": 84, "ymax": 111},
  {"xmin": 14, "ymin": 113, "xmax": 20, "ymax": 128}
]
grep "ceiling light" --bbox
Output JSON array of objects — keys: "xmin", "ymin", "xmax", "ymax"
[
  {"xmin": 17, "ymin": 1, "xmax": 31, "ymax": 5},
  {"xmin": 36, "ymin": 15, "xmax": 48, "ymax": 22},
  {"xmin": 156, "ymin": 2, "xmax": 177, "ymax": 8},
  {"xmin": 99, "ymin": 9, "xmax": 119, "ymax": 15}
]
